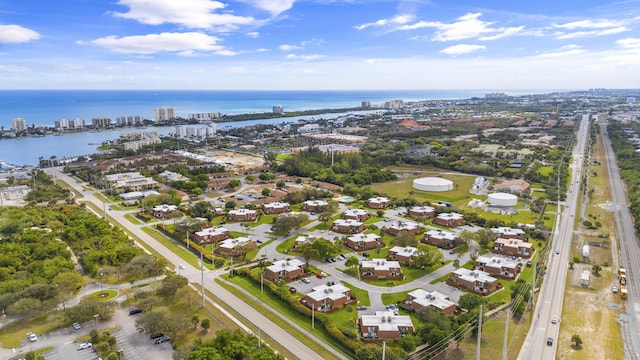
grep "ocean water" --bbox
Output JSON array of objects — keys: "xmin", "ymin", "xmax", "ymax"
[
  {"xmin": 0, "ymin": 89, "xmax": 490, "ymax": 166},
  {"xmin": 0, "ymin": 90, "xmax": 488, "ymax": 128}
]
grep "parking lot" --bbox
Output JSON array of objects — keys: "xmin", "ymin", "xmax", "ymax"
[{"xmin": 36, "ymin": 306, "xmax": 173, "ymax": 360}]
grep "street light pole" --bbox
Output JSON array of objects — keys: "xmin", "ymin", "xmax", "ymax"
[{"xmin": 312, "ymin": 304, "xmax": 315, "ymax": 330}]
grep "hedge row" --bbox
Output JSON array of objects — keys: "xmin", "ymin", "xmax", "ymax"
[{"xmin": 236, "ymin": 267, "xmax": 359, "ymax": 354}]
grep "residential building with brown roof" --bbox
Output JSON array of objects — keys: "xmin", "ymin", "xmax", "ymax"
[
  {"xmin": 403, "ymin": 289, "xmax": 457, "ymax": 314},
  {"xmin": 343, "ymin": 209, "xmax": 370, "ymax": 221},
  {"xmin": 386, "ymin": 221, "xmax": 422, "ymax": 235},
  {"xmin": 433, "ymin": 212, "xmax": 465, "ymax": 228},
  {"xmin": 366, "ymin": 197, "xmax": 391, "ymax": 209},
  {"xmin": 331, "ymin": 219, "xmax": 366, "ymax": 234},
  {"xmin": 264, "ymin": 259, "xmax": 306, "ymax": 282},
  {"xmin": 493, "ymin": 179, "xmax": 530, "ymax": 195},
  {"xmin": 423, "ymin": 229, "xmax": 460, "ymax": 249},
  {"xmin": 302, "ymin": 200, "xmax": 329, "ymax": 212},
  {"xmin": 358, "ymin": 311, "xmax": 414, "ymax": 342},
  {"xmin": 359, "ymin": 259, "xmax": 403, "ymax": 280},
  {"xmin": 447, "ymin": 268, "xmax": 502, "ymax": 296},
  {"xmin": 227, "ymin": 208, "xmax": 257, "ymax": 222},
  {"xmin": 262, "ymin": 202, "xmax": 290, "ymax": 214},
  {"xmin": 408, "ymin": 205, "xmax": 436, "ymax": 220},
  {"xmin": 215, "ymin": 237, "xmax": 255, "ymax": 257},
  {"xmin": 387, "ymin": 246, "xmax": 420, "ymax": 265},
  {"xmin": 493, "ymin": 238, "xmax": 534, "ymax": 258},
  {"xmin": 474, "ymin": 255, "xmax": 522, "ymax": 279},
  {"xmin": 301, "ymin": 284, "xmax": 356, "ymax": 313},
  {"xmin": 345, "ymin": 233, "xmax": 381, "ymax": 251},
  {"xmin": 192, "ymin": 226, "xmax": 230, "ymax": 245}
]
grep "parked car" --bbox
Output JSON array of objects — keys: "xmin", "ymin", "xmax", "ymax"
[
  {"xmin": 612, "ymin": 286, "xmax": 618, "ymax": 293},
  {"xmin": 362, "ymin": 252, "xmax": 369, "ymax": 257},
  {"xmin": 72, "ymin": 322, "xmax": 81, "ymax": 330},
  {"xmin": 155, "ymin": 335, "xmax": 170, "ymax": 344},
  {"xmin": 150, "ymin": 333, "xmax": 164, "ymax": 339},
  {"xmin": 289, "ymin": 287, "xmax": 297, "ymax": 293},
  {"xmin": 301, "ymin": 278, "xmax": 311, "ymax": 284},
  {"xmin": 28, "ymin": 333, "xmax": 38, "ymax": 342},
  {"xmin": 78, "ymin": 342, "xmax": 93, "ymax": 350},
  {"xmin": 449, "ymin": 250, "xmax": 456, "ymax": 255},
  {"xmin": 357, "ymin": 306, "xmax": 368, "ymax": 311},
  {"xmin": 128, "ymin": 306, "xmax": 143, "ymax": 315}
]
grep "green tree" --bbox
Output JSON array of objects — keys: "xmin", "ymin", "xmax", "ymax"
[
  {"xmin": 345, "ymin": 256, "xmax": 360, "ymax": 269},
  {"xmin": 458, "ymin": 293, "xmax": 486, "ymax": 311},
  {"xmin": 191, "ymin": 314, "xmax": 200, "ymax": 330},
  {"xmin": 228, "ymin": 179, "xmax": 241, "ymax": 189},
  {"xmin": 571, "ymin": 333, "xmax": 583, "ymax": 347},
  {"xmin": 201, "ymin": 318, "xmax": 211, "ymax": 332},
  {"xmin": 157, "ymin": 273, "xmax": 188, "ymax": 297},
  {"xmin": 276, "ymin": 180, "xmax": 285, "ymax": 188},
  {"xmin": 391, "ymin": 231, "xmax": 418, "ymax": 247},
  {"xmin": 225, "ymin": 200, "xmax": 237, "ymax": 209},
  {"xmin": 262, "ymin": 188, "xmax": 271, "ymax": 197}
]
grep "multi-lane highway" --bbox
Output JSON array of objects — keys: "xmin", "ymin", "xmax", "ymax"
[
  {"xmin": 518, "ymin": 113, "xmax": 590, "ymax": 359},
  {"xmin": 599, "ymin": 116, "xmax": 640, "ymax": 359},
  {"xmin": 45, "ymin": 168, "xmax": 343, "ymax": 360}
]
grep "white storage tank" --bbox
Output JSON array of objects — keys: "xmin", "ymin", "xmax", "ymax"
[
  {"xmin": 487, "ymin": 192, "xmax": 518, "ymax": 207},
  {"xmin": 413, "ymin": 177, "xmax": 454, "ymax": 192}
]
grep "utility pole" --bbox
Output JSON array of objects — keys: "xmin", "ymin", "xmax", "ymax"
[
  {"xmin": 200, "ymin": 252, "xmax": 205, "ymax": 308},
  {"xmin": 476, "ymin": 305, "xmax": 483, "ymax": 360},
  {"xmin": 312, "ymin": 304, "xmax": 315, "ymax": 330},
  {"xmin": 502, "ymin": 308, "xmax": 510, "ymax": 360}
]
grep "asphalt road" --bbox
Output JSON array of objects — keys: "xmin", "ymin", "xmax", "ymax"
[
  {"xmin": 44, "ymin": 168, "xmax": 339, "ymax": 360},
  {"xmin": 599, "ymin": 116, "xmax": 640, "ymax": 360},
  {"xmin": 518, "ymin": 113, "xmax": 590, "ymax": 359}
]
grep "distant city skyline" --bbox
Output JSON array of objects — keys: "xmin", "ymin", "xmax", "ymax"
[{"xmin": 1, "ymin": 0, "xmax": 640, "ymax": 90}]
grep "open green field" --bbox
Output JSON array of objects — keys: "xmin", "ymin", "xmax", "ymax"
[{"xmin": 537, "ymin": 166, "xmax": 554, "ymax": 177}]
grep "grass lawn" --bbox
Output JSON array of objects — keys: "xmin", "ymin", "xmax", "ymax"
[
  {"xmin": 381, "ymin": 291, "xmax": 409, "ymax": 305},
  {"xmin": 141, "ymin": 227, "xmax": 214, "ymax": 270},
  {"xmin": 342, "ymin": 283, "xmax": 370, "ymax": 306},
  {"xmin": 124, "ymin": 213, "xmax": 143, "ymax": 225},
  {"xmin": 85, "ymin": 289, "xmax": 119, "ymax": 301},
  {"xmin": 0, "ymin": 311, "xmax": 66, "ymax": 348},
  {"xmin": 537, "ymin": 166, "xmax": 554, "ymax": 177}
]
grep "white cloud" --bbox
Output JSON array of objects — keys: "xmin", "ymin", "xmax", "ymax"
[
  {"xmin": 617, "ymin": 38, "xmax": 640, "ymax": 49},
  {"xmin": 227, "ymin": 66, "xmax": 247, "ymax": 74},
  {"xmin": 256, "ymin": 48, "xmax": 269, "ymax": 52},
  {"xmin": 244, "ymin": 0, "xmax": 296, "ymax": 16},
  {"xmin": 279, "ymin": 44, "xmax": 303, "ymax": 51},
  {"xmin": 215, "ymin": 49, "xmax": 239, "ymax": 56},
  {"xmin": 354, "ymin": 15, "xmax": 414, "ymax": 30},
  {"xmin": 286, "ymin": 54, "xmax": 325, "ymax": 60},
  {"xmin": 430, "ymin": 13, "xmax": 497, "ymax": 41},
  {"xmin": 479, "ymin": 26, "xmax": 524, "ymax": 41},
  {"xmin": 83, "ymin": 32, "xmax": 225, "ymax": 54},
  {"xmin": 113, "ymin": 0, "xmax": 255, "ymax": 30},
  {"xmin": 555, "ymin": 26, "xmax": 629, "ymax": 39},
  {"xmin": 247, "ymin": 32, "xmax": 260, "ymax": 38},
  {"xmin": 440, "ymin": 44, "xmax": 486, "ymax": 55},
  {"xmin": 0, "ymin": 25, "xmax": 40, "ymax": 43},
  {"xmin": 536, "ymin": 45, "xmax": 586, "ymax": 58},
  {"xmin": 554, "ymin": 19, "xmax": 624, "ymax": 30},
  {"xmin": 0, "ymin": 64, "xmax": 29, "ymax": 72}
]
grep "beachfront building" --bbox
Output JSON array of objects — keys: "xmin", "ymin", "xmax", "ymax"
[
  {"xmin": 262, "ymin": 202, "xmax": 291, "ymax": 215},
  {"xmin": 302, "ymin": 200, "xmax": 329, "ymax": 212},
  {"xmin": 154, "ymin": 106, "xmax": 175, "ymax": 123},
  {"xmin": 386, "ymin": 221, "xmax": 422, "ymax": 236},
  {"xmin": 343, "ymin": 209, "xmax": 370, "ymax": 221},
  {"xmin": 152, "ymin": 204, "xmax": 179, "ymax": 219},
  {"xmin": 359, "ymin": 259, "xmax": 403, "ymax": 280},
  {"xmin": 493, "ymin": 238, "xmax": 534, "ymax": 258},
  {"xmin": 331, "ymin": 219, "xmax": 365, "ymax": 234},
  {"xmin": 490, "ymin": 227, "xmax": 527, "ymax": 240},
  {"xmin": 408, "ymin": 205, "xmax": 436, "ymax": 220},
  {"xmin": 403, "ymin": 289, "xmax": 457, "ymax": 314},
  {"xmin": 91, "ymin": 117, "xmax": 111, "ymax": 128},
  {"xmin": 192, "ymin": 226, "xmax": 230, "ymax": 245},
  {"xmin": 423, "ymin": 229, "xmax": 460, "ymax": 249},
  {"xmin": 54, "ymin": 118, "xmax": 85, "ymax": 130},
  {"xmin": 215, "ymin": 237, "xmax": 255, "ymax": 257},
  {"xmin": 448, "ymin": 268, "xmax": 502, "ymax": 296},
  {"xmin": 433, "ymin": 212, "xmax": 465, "ymax": 228},
  {"xmin": 116, "ymin": 115, "xmax": 145, "ymax": 126},
  {"xmin": 264, "ymin": 259, "xmax": 306, "ymax": 282},
  {"xmin": 12, "ymin": 118, "xmax": 26, "ymax": 132},
  {"xmin": 366, "ymin": 197, "xmax": 391, "ymax": 209},
  {"xmin": 345, "ymin": 233, "xmax": 381, "ymax": 251},
  {"xmin": 227, "ymin": 208, "xmax": 257, "ymax": 222},
  {"xmin": 358, "ymin": 311, "xmax": 414, "ymax": 342},
  {"xmin": 474, "ymin": 255, "xmax": 522, "ymax": 279},
  {"xmin": 301, "ymin": 283, "xmax": 356, "ymax": 312},
  {"xmin": 387, "ymin": 246, "xmax": 420, "ymax": 265}
]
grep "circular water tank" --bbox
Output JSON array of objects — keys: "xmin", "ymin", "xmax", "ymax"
[
  {"xmin": 413, "ymin": 177, "xmax": 454, "ymax": 192},
  {"xmin": 487, "ymin": 192, "xmax": 518, "ymax": 206}
]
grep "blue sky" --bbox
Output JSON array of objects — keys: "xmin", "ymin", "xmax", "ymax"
[{"xmin": 1, "ymin": 0, "xmax": 639, "ymax": 90}]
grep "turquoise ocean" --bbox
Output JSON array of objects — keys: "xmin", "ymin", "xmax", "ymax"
[{"xmin": 0, "ymin": 89, "xmax": 503, "ymax": 166}]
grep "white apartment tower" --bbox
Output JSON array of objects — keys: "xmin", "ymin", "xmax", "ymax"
[
  {"xmin": 154, "ymin": 106, "xmax": 175, "ymax": 123},
  {"xmin": 12, "ymin": 118, "xmax": 26, "ymax": 132}
]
